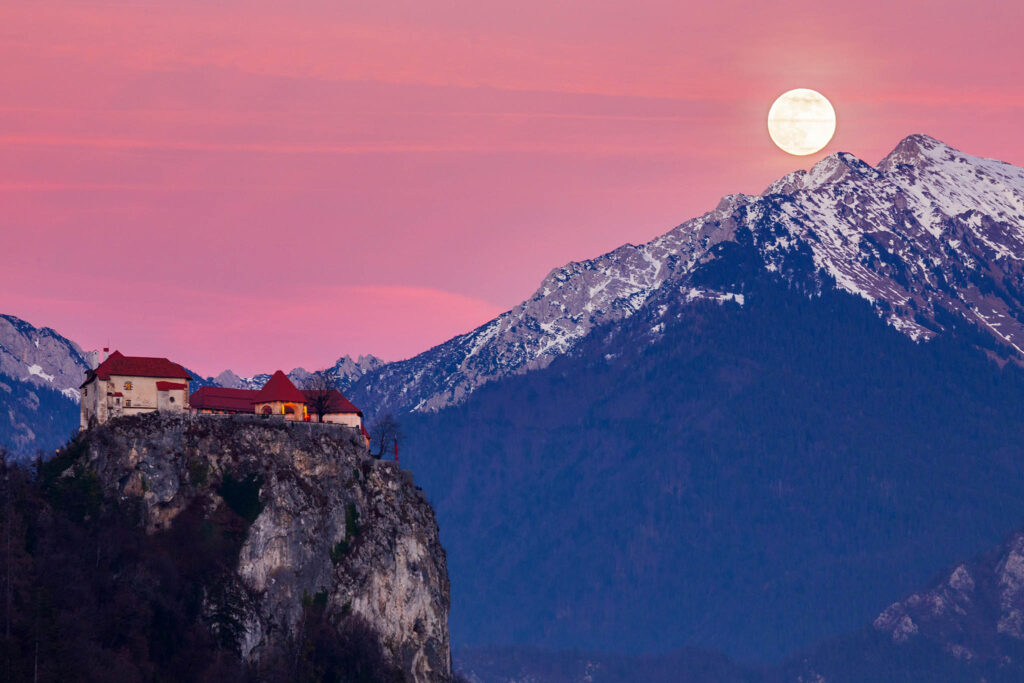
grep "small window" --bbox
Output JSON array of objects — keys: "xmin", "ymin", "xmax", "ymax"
[
  {"xmin": 125, "ymin": 399, "xmax": 131, "ymax": 407},
  {"xmin": 124, "ymin": 381, "xmax": 133, "ymax": 391},
  {"xmin": 169, "ymin": 396, "xmax": 175, "ymax": 403},
  {"xmin": 83, "ymin": 387, "xmax": 88, "ymax": 396}
]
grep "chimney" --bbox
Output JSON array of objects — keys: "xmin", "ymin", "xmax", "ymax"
[{"xmin": 102, "ymin": 347, "xmax": 109, "ymax": 362}]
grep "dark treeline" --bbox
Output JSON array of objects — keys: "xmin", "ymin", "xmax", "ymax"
[{"xmin": 0, "ymin": 442, "xmax": 404, "ymax": 683}]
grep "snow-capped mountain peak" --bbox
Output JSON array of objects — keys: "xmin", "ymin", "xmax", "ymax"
[
  {"xmin": 764, "ymin": 151, "xmax": 881, "ymax": 196},
  {"xmin": 351, "ymin": 135, "xmax": 1024, "ymax": 415},
  {"xmin": 880, "ymin": 135, "xmax": 1024, "ymax": 237},
  {"xmin": 879, "ymin": 133, "xmax": 963, "ymax": 170},
  {"xmin": 211, "ymin": 354, "xmax": 387, "ymax": 392}
]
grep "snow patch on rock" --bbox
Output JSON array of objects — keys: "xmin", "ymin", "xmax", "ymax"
[{"xmin": 27, "ymin": 364, "xmax": 54, "ymax": 382}]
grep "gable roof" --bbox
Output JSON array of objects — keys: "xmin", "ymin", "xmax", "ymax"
[
  {"xmin": 302, "ymin": 389, "xmax": 363, "ymax": 415},
  {"xmin": 255, "ymin": 370, "xmax": 306, "ymax": 404},
  {"xmin": 81, "ymin": 350, "xmax": 190, "ymax": 387},
  {"xmin": 189, "ymin": 386, "xmax": 258, "ymax": 413}
]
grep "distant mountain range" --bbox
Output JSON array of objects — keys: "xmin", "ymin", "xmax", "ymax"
[
  {"xmin": 7, "ymin": 134, "xmax": 1024, "ymax": 680},
  {"xmin": 14, "ymin": 134, "xmax": 1024, "ymax": 426},
  {"xmin": 350, "ymin": 135, "xmax": 1024, "ymax": 667},
  {"xmin": 0, "ymin": 315, "xmax": 382, "ymax": 458},
  {"xmin": 212, "ymin": 355, "xmax": 385, "ymax": 394},
  {"xmin": 349, "ymin": 134, "xmax": 1024, "ymax": 414}
]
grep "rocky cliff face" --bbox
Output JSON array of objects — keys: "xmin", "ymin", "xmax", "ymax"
[
  {"xmin": 0, "ymin": 313, "xmax": 90, "ymax": 400},
  {"xmin": 873, "ymin": 530, "xmax": 1024, "ymax": 665},
  {"xmin": 0, "ymin": 315, "xmax": 84, "ymax": 458},
  {"xmin": 74, "ymin": 413, "xmax": 451, "ymax": 681}
]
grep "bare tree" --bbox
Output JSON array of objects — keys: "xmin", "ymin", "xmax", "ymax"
[
  {"xmin": 368, "ymin": 413, "xmax": 402, "ymax": 460},
  {"xmin": 302, "ymin": 371, "xmax": 334, "ymax": 423}
]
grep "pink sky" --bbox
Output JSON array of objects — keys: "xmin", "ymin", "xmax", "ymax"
[{"xmin": 2, "ymin": 0, "xmax": 1023, "ymax": 376}]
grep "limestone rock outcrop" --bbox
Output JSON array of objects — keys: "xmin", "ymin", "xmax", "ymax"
[
  {"xmin": 873, "ymin": 531, "xmax": 1024, "ymax": 666},
  {"xmin": 73, "ymin": 412, "xmax": 451, "ymax": 682}
]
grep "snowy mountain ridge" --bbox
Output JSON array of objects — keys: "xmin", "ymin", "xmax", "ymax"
[
  {"xmin": 0, "ymin": 315, "xmax": 90, "ymax": 401},
  {"xmin": 212, "ymin": 354, "xmax": 386, "ymax": 393},
  {"xmin": 0, "ymin": 310, "xmax": 383, "ymax": 401},
  {"xmin": 6, "ymin": 135, "xmax": 1024, "ymax": 418},
  {"xmin": 354, "ymin": 134, "xmax": 1024, "ymax": 414}
]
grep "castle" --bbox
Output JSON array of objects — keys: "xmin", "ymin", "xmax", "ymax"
[
  {"xmin": 81, "ymin": 351, "xmax": 365, "ymax": 434},
  {"xmin": 190, "ymin": 370, "xmax": 365, "ymax": 429},
  {"xmin": 80, "ymin": 351, "xmax": 191, "ymax": 429}
]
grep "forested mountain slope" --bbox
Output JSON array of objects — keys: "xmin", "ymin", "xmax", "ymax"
[{"xmin": 402, "ymin": 258, "xmax": 1024, "ymax": 662}]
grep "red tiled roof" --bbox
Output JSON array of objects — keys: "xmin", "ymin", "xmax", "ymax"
[
  {"xmin": 110, "ymin": 392, "xmax": 123, "ymax": 397},
  {"xmin": 301, "ymin": 389, "xmax": 362, "ymax": 415},
  {"xmin": 189, "ymin": 386, "xmax": 258, "ymax": 413},
  {"xmin": 81, "ymin": 350, "xmax": 190, "ymax": 387},
  {"xmin": 156, "ymin": 381, "xmax": 187, "ymax": 391},
  {"xmin": 255, "ymin": 370, "xmax": 306, "ymax": 404}
]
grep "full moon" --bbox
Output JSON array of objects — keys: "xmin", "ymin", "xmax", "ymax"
[{"xmin": 767, "ymin": 89, "xmax": 836, "ymax": 156}]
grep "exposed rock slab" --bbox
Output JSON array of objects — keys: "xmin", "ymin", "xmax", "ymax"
[{"xmin": 75, "ymin": 412, "xmax": 451, "ymax": 682}]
